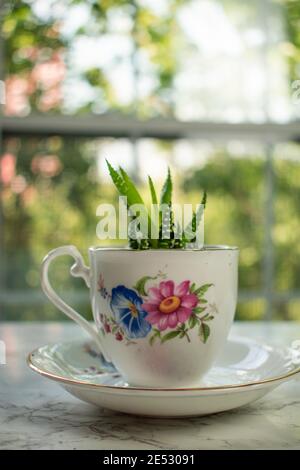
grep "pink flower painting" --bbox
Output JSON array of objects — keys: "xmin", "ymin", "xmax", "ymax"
[
  {"xmin": 142, "ymin": 280, "xmax": 198, "ymax": 331},
  {"xmin": 99, "ymin": 271, "xmax": 215, "ymax": 345}
]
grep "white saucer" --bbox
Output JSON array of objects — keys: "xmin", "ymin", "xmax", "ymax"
[{"xmin": 27, "ymin": 336, "xmax": 300, "ymax": 417}]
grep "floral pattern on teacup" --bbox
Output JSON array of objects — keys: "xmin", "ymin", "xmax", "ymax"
[
  {"xmin": 98, "ymin": 273, "xmax": 217, "ymax": 345},
  {"xmin": 111, "ymin": 286, "xmax": 151, "ymax": 339},
  {"xmin": 142, "ymin": 280, "xmax": 198, "ymax": 331}
]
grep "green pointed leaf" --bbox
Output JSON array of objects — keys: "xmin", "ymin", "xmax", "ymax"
[
  {"xmin": 133, "ymin": 275, "xmax": 157, "ymax": 296},
  {"xmin": 184, "ymin": 191, "xmax": 207, "ymax": 244},
  {"xmin": 106, "ymin": 161, "xmax": 147, "ymax": 211},
  {"xmin": 149, "ymin": 334, "xmax": 156, "ymax": 346},
  {"xmin": 198, "ymin": 298, "xmax": 208, "ymax": 304},
  {"xmin": 193, "ymin": 306, "xmax": 206, "ymax": 314},
  {"xmin": 199, "ymin": 322, "xmax": 210, "ymax": 343},
  {"xmin": 148, "ymin": 176, "xmax": 158, "ymax": 205},
  {"xmin": 107, "ymin": 161, "xmax": 154, "ymax": 246},
  {"xmin": 148, "ymin": 176, "xmax": 159, "ymax": 248},
  {"xmin": 119, "ymin": 166, "xmax": 145, "ymax": 207},
  {"xmin": 200, "ymin": 312, "xmax": 215, "ymax": 321},
  {"xmin": 160, "ymin": 167, "xmax": 172, "ymax": 205},
  {"xmin": 161, "ymin": 330, "xmax": 181, "ymax": 343},
  {"xmin": 190, "ymin": 282, "xmax": 196, "ymax": 293},
  {"xmin": 188, "ymin": 314, "xmax": 198, "ymax": 329},
  {"xmin": 120, "ymin": 167, "xmax": 160, "ymax": 247},
  {"xmin": 194, "ymin": 283, "xmax": 213, "ymax": 296},
  {"xmin": 106, "ymin": 160, "xmax": 128, "ymax": 197}
]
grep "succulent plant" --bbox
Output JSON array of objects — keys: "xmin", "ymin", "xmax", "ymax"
[{"xmin": 106, "ymin": 160, "xmax": 206, "ymax": 250}]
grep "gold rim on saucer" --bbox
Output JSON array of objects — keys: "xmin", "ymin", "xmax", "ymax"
[{"xmin": 27, "ymin": 347, "xmax": 300, "ymax": 393}]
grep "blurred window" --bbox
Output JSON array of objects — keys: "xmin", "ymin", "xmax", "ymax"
[{"xmin": 1, "ymin": 0, "xmax": 300, "ymax": 321}]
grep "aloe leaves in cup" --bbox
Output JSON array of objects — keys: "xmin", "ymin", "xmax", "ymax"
[{"xmin": 106, "ymin": 161, "xmax": 206, "ymax": 250}]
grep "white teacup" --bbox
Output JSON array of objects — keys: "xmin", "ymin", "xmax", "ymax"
[{"xmin": 41, "ymin": 245, "xmax": 238, "ymax": 388}]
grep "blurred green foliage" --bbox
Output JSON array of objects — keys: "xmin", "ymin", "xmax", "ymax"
[
  {"xmin": 1, "ymin": 0, "xmax": 186, "ymax": 117},
  {"xmin": 182, "ymin": 153, "xmax": 265, "ymax": 290},
  {"xmin": 280, "ymin": 0, "xmax": 300, "ymax": 82},
  {"xmin": 182, "ymin": 147, "xmax": 300, "ymax": 320},
  {"xmin": 2, "ymin": 136, "xmax": 300, "ymax": 322},
  {"xmin": 1, "ymin": 0, "xmax": 300, "ymax": 321},
  {"xmin": 2, "ymin": 0, "xmax": 299, "ymax": 115}
]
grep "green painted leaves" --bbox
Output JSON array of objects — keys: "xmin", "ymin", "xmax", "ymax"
[
  {"xmin": 194, "ymin": 283, "xmax": 213, "ymax": 297},
  {"xmin": 161, "ymin": 330, "xmax": 181, "ymax": 343},
  {"xmin": 191, "ymin": 282, "xmax": 214, "ymax": 343},
  {"xmin": 190, "ymin": 283, "xmax": 213, "ymax": 300},
  {"xmin": 149, "ymin": 328, "xmax": 161, "ymax": 346},
  {"xmin": 188, "ymin": 313, "xmax": 198, "ymax": 329},
  {"xmin": 134, "ymin": 275, "xmax": 157, "ymax": 297},
  {"xmin": 199, "ymin": 322, "xmax": 210, "ymax": 343}
]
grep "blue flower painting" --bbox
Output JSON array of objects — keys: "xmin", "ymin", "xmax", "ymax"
[{"xmin": 110, "ymin": 285, "xmax": 152, "ymax": 339}]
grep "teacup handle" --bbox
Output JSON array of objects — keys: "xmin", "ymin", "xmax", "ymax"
[{"xmin": 41, "ymin": 245, "xmax": 111, "ymax": 362}]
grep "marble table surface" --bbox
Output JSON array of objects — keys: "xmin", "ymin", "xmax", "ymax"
[{"xmin": 0, "ymin": 321, "xmax": 300, "ymax": 450}]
